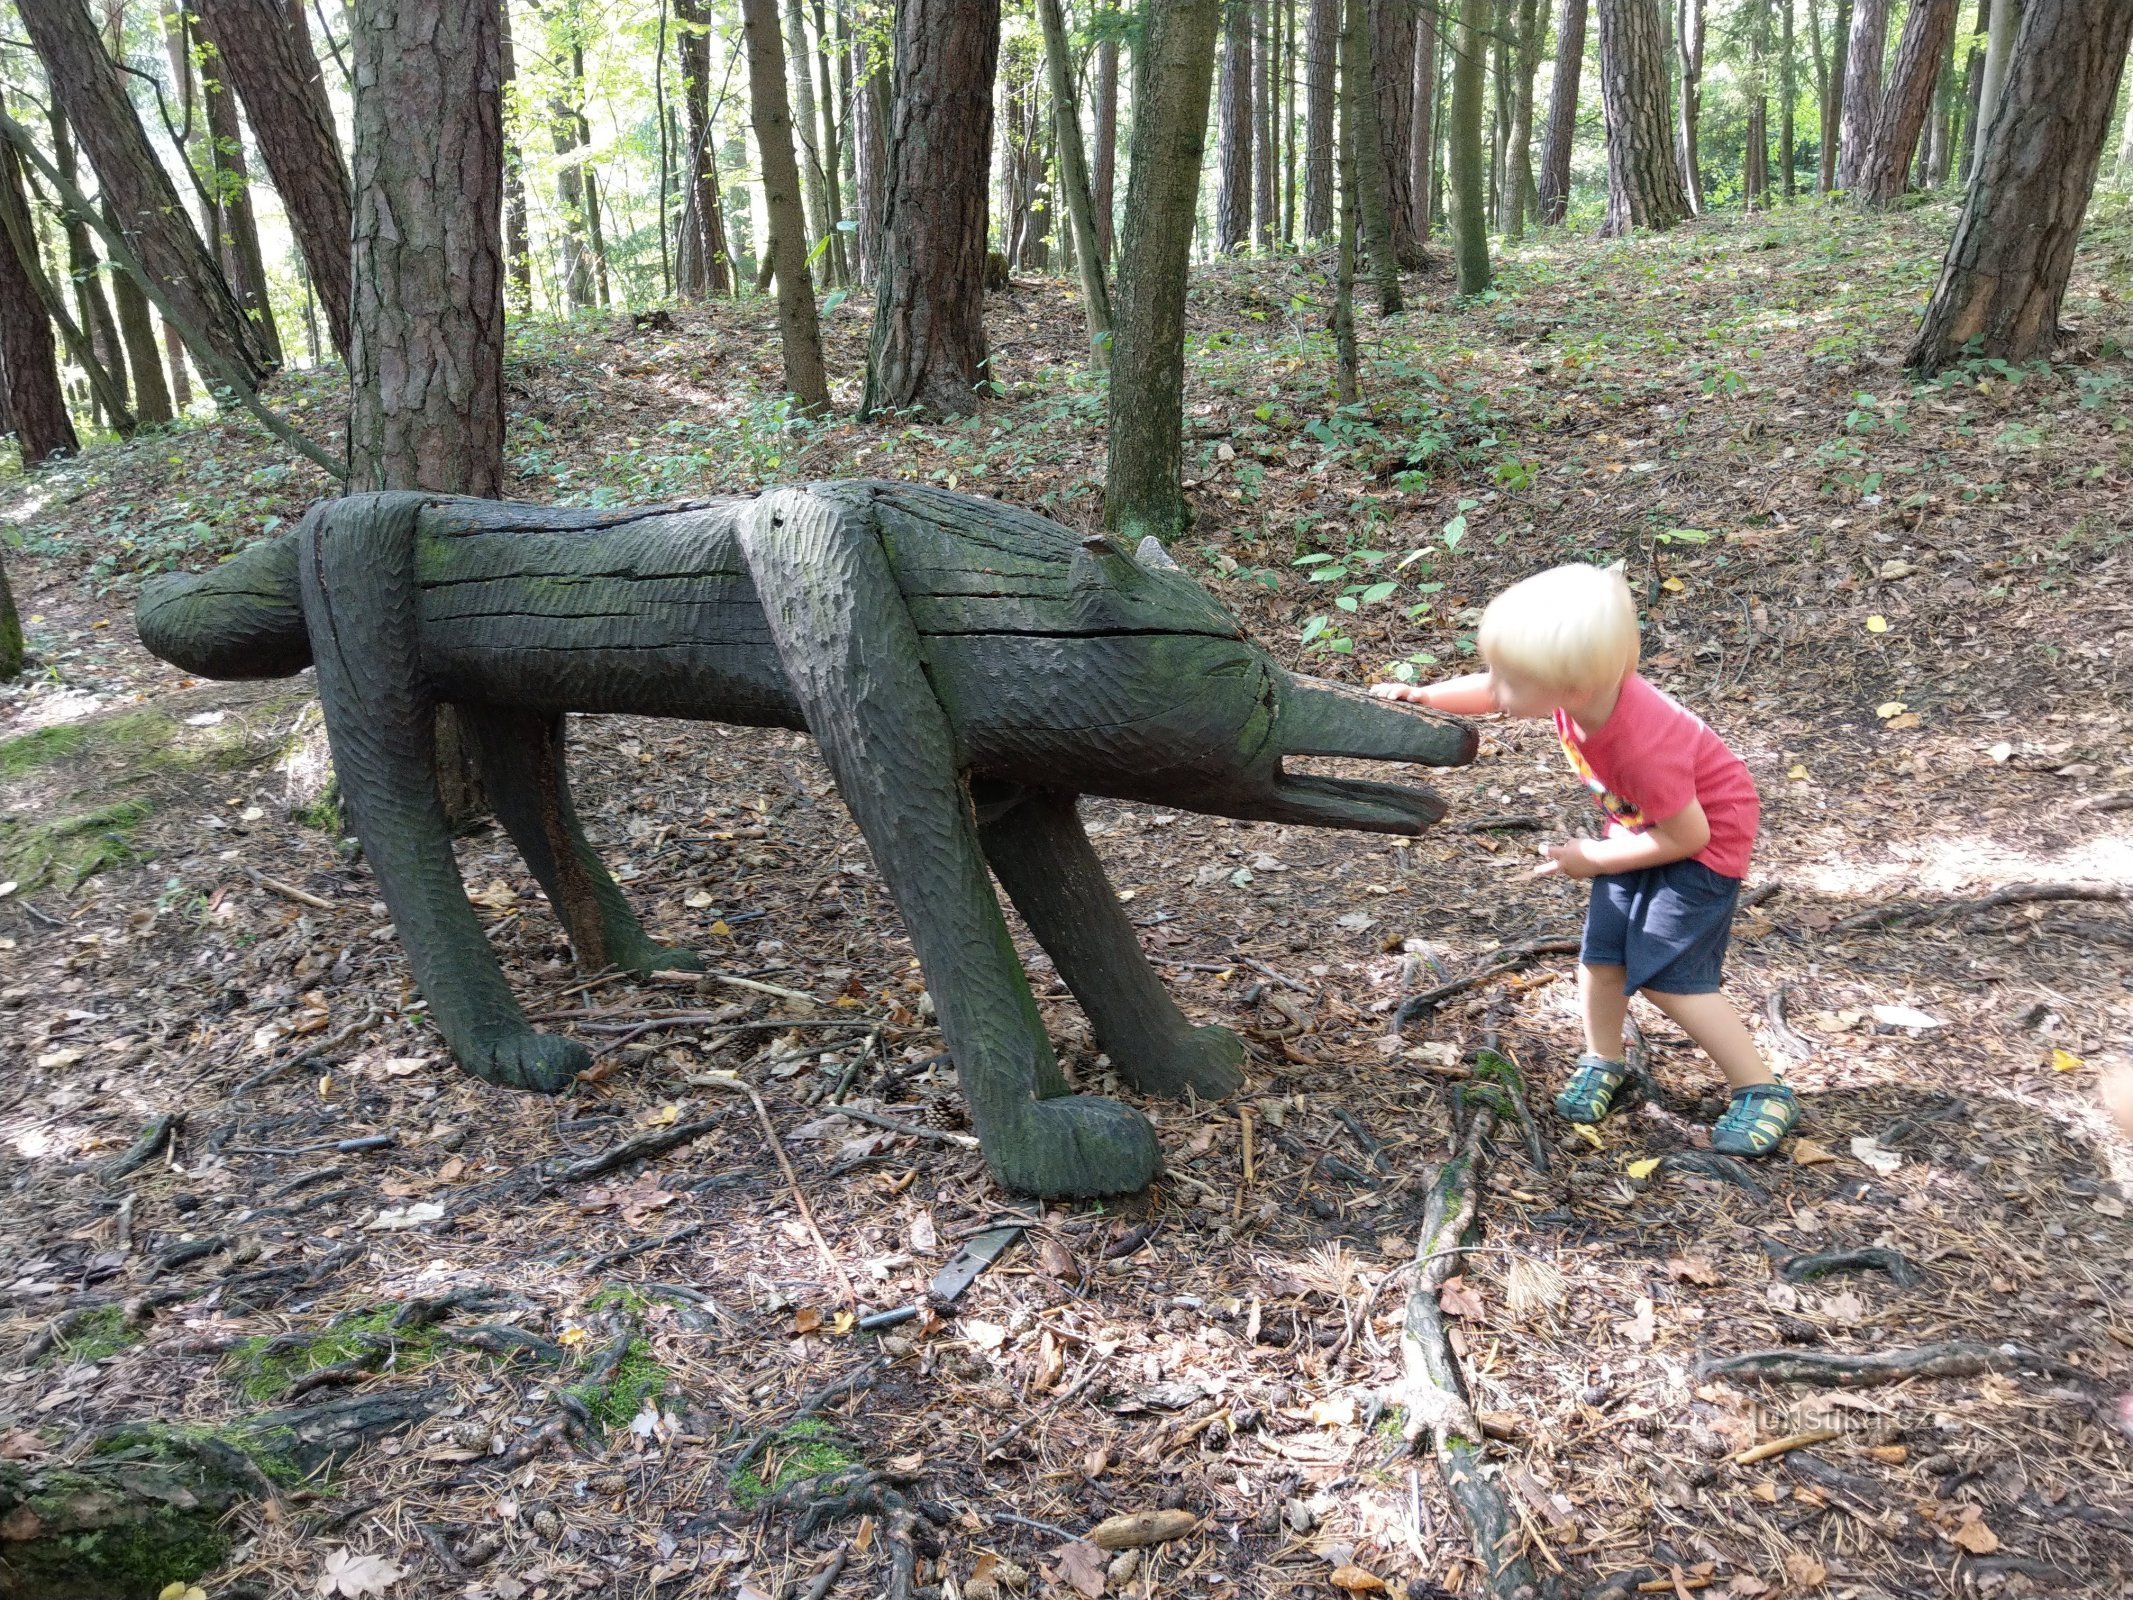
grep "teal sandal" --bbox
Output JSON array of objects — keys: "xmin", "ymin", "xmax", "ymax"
[
  {"xmin": 1556, "ymin": 1053, "xmax": 1635, "ymax": 1125},
  {"xmin": 1710, "ymin": 1082, "xmax": 1800, "ymax": 1158}
]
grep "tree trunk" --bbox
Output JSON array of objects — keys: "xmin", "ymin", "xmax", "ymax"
[
  {"xmin": 1500, "ymin": 0, "xmax": 1542, "ymax": 236},
  {"xmin": 1252, "ymin": 0, "xmax": 1273, "ymax": 246},
  {"xmin": 1219, "ymin": 0, "xmax": 1253, "ymax": 249},
  {"xmin": 0, "ymin": 553, "xmax": 22, "ymax": 680},
  {"xmin": 1093, "ymin": 37, "xmax": 1118, "ymax": 260},
  {"xmin": 1819, "ymin": 0, "xmax": 1851, "ymax": 192},
  {"xmin": 1971, "ymin": 0, "xmax": 2017, "ymax": 173},
  {"xmin": 1036, "ymin": 0, "xmax": 1112, "ymax": 364},
  {"xmin": 0, "ymin": 150, "xmax": 79, "ymax": 463},
  {"xmin": 163, "ymin": 319, "xmax": 191, "ymax": 408},
  {"xmin": 1344, "ymin": 0, "xmax": 1403, "ymax": 309},
  {"xmin": 500, "ymin": 0, "xmax": 534, "ymax": 311},
  {"xmin": 1334, "ymin": 69, "xmax": 1359, "ymax": 402},
  {"xmin": 1834, "ymin": 0, "xmax": 1887, "ymax": 190},
  {"xmin": 854, "ymin": 27, "xmax": 890, "ymax": 284},
  {"xmin": 1372, "ymin": 0, "xmax": 1424, "ymax": 265},
  {"xmin": 1448, "ymin": 0, "xmax": 1490, "ymax": 286},
  {"xmin": 861, "ymin": 0, "xmax": 997, "ymax": 417},
  {"xmin": 192, "ymin": 0, "xmax": 352, "ymax": 361},
  {"xmin": 1857, "ymin": 0, "xmax": 1957, "ymax": 203},
  {"xmin": 1675, "ymin": 0, "xmax": 1704, "ymax": 211},
  {"xmin": 1538, "ymin": 0, "xmax": 1587, "ymax": 221},
  {"xmin": 47, "ymin": 109, "xmax": 127, "ymax": 419},
  {"xmin": 1304, "ymin": 0, "xmax": 1339, "ymax": 234},
  {"xmin": 1596, "ymin": 0, "xmax": 1690, "ymax": 233},
  {"xmin": 1743, "ymin": 0, "xmax": 1769, "ymax": 206},
  {"xmin": 106, "ymin": 241, "xmax": 174, "ymax": 423},
  {"xmin": 1409, "ymin": 6, "xmax": 1436, "ymax": 239},
  {"xmin": 201, "ymin": 52, "xmax": 285, "ymax": 367},
  {"xmin": 1489, "ymin": 0, "xmax": 1510, "ymax": 220},
  {"xmin": 742, "ymin": 0, "xmax": 833, "ymax": 413},
  {"xmin": 1102, "ymin": 0, "xmax": 1220, "ymax": 544},
  {"xmin": 1781, "ymin": 0, "xmax": 1797, "ymax": 194},
  {"xmin": 1956, "ymin": 0, "xmax": 1987, "ymax": 178},
  {"xmin": 1908, "ymin": 0, "xmax": 2133, "ymax": 373},
  {"xmin": 813, "ymin": 0, "xmax": 848, "ymax": 287},
  {"xmin": 0, "ymin": 122, "xmax": 130, "ymax": 435},
  {"xmin": 784, "ymin": 0, "xmax": 835, "ymax": 284},
  {"xmin": 17, "ymin": 0, "xmax": 272, "ymax": 386},
  {"xmin": 348, "ymin": 0, "xmax": 505, "ymax": 495}
]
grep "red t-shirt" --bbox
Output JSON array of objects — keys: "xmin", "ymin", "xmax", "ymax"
[{"xmin": 1554, "ymin": 674, "xmax": 1759, "ymax": 879}]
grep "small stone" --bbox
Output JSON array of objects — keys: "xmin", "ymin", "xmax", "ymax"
[{"xmin": 1284, "ymin": 1498, "xmax": 1314, "ymax": 1534}]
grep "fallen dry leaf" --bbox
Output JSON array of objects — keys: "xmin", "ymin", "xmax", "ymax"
[
  {"xmin": 1049, "ymin": 1539, "xmax": 1108, "ymax": 1598},
  {"xmin": 1617, "ymin": 1296, "xmax": 1656, "ymax": 1344},
  {"xmin": 1949, "ymin": 1513, "xmax": 2000, "ymax": 1554},
  {"xmin": 1328, "ymin": 1567, "xmax": 1386, "ymax": 1593},
  {"xmin": 1438, "ymin": 1274, "xmax": 1486, "ymax": 1318},
  {"xmin": 316, "ymin": 1547, "xmax": 406, "ymax": 1597},
  {"xmin": 1666, "ymin": 1255, "xmax": 1722, "ymax": 1287},
  {"xmin": 1781, "ymin": 1550, "xmax": 1826, "ymax": 1590}
]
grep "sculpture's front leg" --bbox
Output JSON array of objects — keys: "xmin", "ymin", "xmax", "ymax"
[
  {"xmin": 298, "ymin": 494, "xmax": 587, "ymax": 1093},
  {"xmin": 979, "ymin": 787, "xmax": 1245, "ymax": 1100},
  {"xmin": 462, "ymin": 707, "xmax": 703, "ymax": 977},
  {"xmin": 740, "ymin": 487, "xmax": 1160, "ymax": 1198}
]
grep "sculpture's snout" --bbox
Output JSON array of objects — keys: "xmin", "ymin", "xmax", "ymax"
[
  {"xmin": 136, "ymin": 531, "xmax": 311, "ymax": 679},
  {"xmin": 1240, "ymin": 673, "xmax": 1477, "ymax": 835}
]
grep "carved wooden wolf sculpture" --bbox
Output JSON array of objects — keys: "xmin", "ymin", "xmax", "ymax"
[{"xmin": 138, "ymin": 483, "xmax": 1474, "ymax": 1196}]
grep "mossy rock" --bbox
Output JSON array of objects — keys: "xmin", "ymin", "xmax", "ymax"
[{"xmin": 727, "ymin": 1418, "xmax": 858, "ymax": 1509}]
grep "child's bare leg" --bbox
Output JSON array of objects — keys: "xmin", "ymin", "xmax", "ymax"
[
  {"xmin": 1641, "ymin": 990, "xmax": 1772, "ymax": 1091},
  {"xmin": 1580, "ymin": 963, "xmax": 1630, "ymax": 1060}
]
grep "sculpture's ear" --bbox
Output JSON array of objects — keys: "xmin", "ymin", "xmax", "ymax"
[{"xmin": 1135, "ymin": 535, "xmax": 1182, "ymax": 573}]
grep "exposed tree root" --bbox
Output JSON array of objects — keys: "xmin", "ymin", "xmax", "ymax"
[
  {"xmin": 1398, "ymin": 1048, "xmax": 1552, "ymax": 1600},
  {"xmin": 1777, "ymin": 1247, "xmax": 1920, "ymax": 1287},
  {"xmin": 1697, "ymin": 1339, "xmax": 2078, "ymax": 1388},
  {"xmin": 1832, "ymin": 881, "xmax": 2131, "ymax": 934},
  {"xmin": 1392, "ymin": 939, "xmax": 1581, "ymax": 1032}
]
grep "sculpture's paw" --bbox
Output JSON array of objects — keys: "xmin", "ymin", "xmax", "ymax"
[
  {"xmin": 616, "ymin": 943, "xmax": 704, "ymax": 978},
  {"xmin": 1112, "ymin": 1023, "xmax": 1247, "ymax": 1101},
  {"xmin": 459, "ymin": 1028, "xmax": 590, "ymax": 1094},
  {"xmin": 981, "ymin": 1093, "xmax": 1161, "ymax": 1199}
]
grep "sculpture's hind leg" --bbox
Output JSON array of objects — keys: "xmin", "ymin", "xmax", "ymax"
[
  {"xmin": 739, "ymin": 487, "xmax": 1160, "ymax": 1198},
  {"xmin": 462, "ymin": 707, "xmax": 703, "ymax": 976},
  {"xmin": 298, "ymin": 494, "xmax": 587, "ymax": 1093},
  {"xmin": 978, "ymin": 787, "xmax": 1245, "ymax": 1100}
]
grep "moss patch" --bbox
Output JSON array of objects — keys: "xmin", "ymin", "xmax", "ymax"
[
  {"xmin": 43, "ymin": 1305, "xmax": 139, "ymax": 1365},
  {"xmin": 224, "ymin": 1308, "xmax": 443, "ymax": 1402},
  {"xmin": 566, "ymin": 1338, "xmax": 672, "ymax": 1431},
  {"xmin": 728, "ymin": 1418, "xmax": 858, "ymax": 1508},
  {"xmin": 0, "ymin": 800, "xmax": 154, "ymax": 891}
]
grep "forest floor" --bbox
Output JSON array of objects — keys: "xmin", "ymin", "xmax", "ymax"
[{"xmin": 3, "ymin": 197, "xmax": 2132, "ymax": 1600}]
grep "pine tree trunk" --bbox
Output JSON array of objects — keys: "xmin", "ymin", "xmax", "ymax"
[
  {"xmin": 47, "ymin": 109, "xmax": 127, "ymax": 418},
  {"xmin": 17, "ymin": 0, "xmax": 272, "ymax": 385},
  {"xmin": 742, "ymin": 0, "xmax": 833, "ymax": 413},
  {"xmin": 1500, "ymin": 0, "xmax": 1541, "ymax": 236},
  {"xmin": 1489, "ymin": 0, "xmax": 1510, "ymax": 219},
  {"xmin": 1596, "ymin": 0, "xmax": 1690, "ymax": 233},
  {"xmin": 784, "ymin": 0, "xmax": 834, "ymax": 285},
  {"xmin": 0, "ymin": 149, "xmax": 78, "ymax": 463},
  {"xmin": 1410, "ymin": 8, "xmax": 1436, "ymax": 240},
  {"xmin": 191, "ymin": 0, "xmax": 352, "ymax": 360},
  {"xmin": 202, "ymin": 58, "xmax": 285, "ymax": 366},
  {"xmin": 1448, "ymin": 0, "xmax": 1491, "ymax": 286},
  {"xmin": 1908, "ymin": 0, "xmax": 2133, "ymax": 373},
  {"xmin": 1036, "ymin": 0, "xmax": 1112, "ymax": 363},
  {"xmin": 1856, "ymin": 0, "xmax": 1956, "ymax": 203},
  {"xmin": 1743, "ymin": 0, "xmax": 1769, "ymax": 206},
  {"xmin": 1956, "ymin": 0, "xmax": 1987, "ymax": 179},
  {"xmin": 1344, "ymin": 0, "xmax": 1403, "ymax": 308},
  {"xmin": 552, "ymin": 92, "xmax": 594, "ymax": 312},
  {"xmin": 1675, "ymin": 0, "xmax": 1704, "ymax": 212},
  {"xmin": 1304, "ymin": 0, "xmax": 1339, "ymax": 235},
  {"xmin": 854, "ymin": 30, "xmax": 890, "ymax": 283},
  {"xmin": 1334, "ymin": 76, "xmax": 1360, "ymax": 401},
  {"xmin": 1820, "ymin": 0, "xmax": 1852, "ymax": 192},
  {"xmin": 862, "ymin": 0, "xmax": 997, "ymax": 416},
  {"xmin": 1834, "ymin": 0, "xmax": 1887, "ymax": 189},
  {"xmin": 348, "ymin": 0, "xmax": 505, "ymax": 495},
  {"xmin": 813, "ymin": 0, "xmax": 848, "ymax": 287},
  {"xmin": 107, "ymin": 245, "xmax": 174, "ymax": 423},
  {"xmin": 1372, "ymin": 0, "xmax": 1423, "ymax": 265},
  {"xmin": 1101, "ymin": 0, "xmax": 1220, "ymax": 544},
  {"xmin": 1971, "ymin": 0, "xmax": 2017, "ymax": 170},
  {"xmin": 1251, "ymin": 0, "xmax": 1272, "ymax": 246},
  {"xmin": 163, "ymin": 319, "xmax": 191, "ymax": 408},
  {"xmin": 501, "ymin": 1, "xmax": 534, "ymax": 311},
  {"xmin": 0, "ymin": 553, "xmax": 22, "ymax": 680},
  {"xmin": 1219, "ymin": 0, "xmax": 1253, "ymax": 250},
  {"xmin": 1093, "ymin": 37, "xmax": 1118, "ymax": 260},
  {"xmin": 1538, "ymin": 0, "xmax": 1587, "ymax": 222},
  {"xmin": 1780, "ymin": 0, "xmax": 1797, "ymax": 194}
]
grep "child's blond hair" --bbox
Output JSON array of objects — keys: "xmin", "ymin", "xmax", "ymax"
[{"xmin": 1476, "ymin": 563, "xmax": 1640, "ymax": 693}]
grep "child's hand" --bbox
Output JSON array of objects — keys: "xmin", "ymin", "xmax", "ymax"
[
  {"xmin": 2103, "ymin": 1064, "xmax": 2133, "ymax": 1140},
  {"xmin": 1369, "ymin": 682, "xmax": 1430, "ymax": 703},
  {"xmin": 1534, "ymin": 839, "xmax": 1600, "ymax": 878}
]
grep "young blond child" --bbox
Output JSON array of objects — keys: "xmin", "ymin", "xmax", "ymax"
[{"xmin": 1371, "ymin": 563, "xmax": 1799, "ymax": 1156}]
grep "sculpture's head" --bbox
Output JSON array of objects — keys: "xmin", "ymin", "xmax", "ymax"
[{"xmin": 945, "ymin": 532, "xmax": 1477, "ymax": 834}]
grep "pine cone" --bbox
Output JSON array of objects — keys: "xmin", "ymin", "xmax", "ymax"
[{"xmin": 921, "ymin": 1097, "xmax": 969, "ymax": 1132}]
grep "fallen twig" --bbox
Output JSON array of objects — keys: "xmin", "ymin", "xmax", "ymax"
[
  {"xmin": 552, "ymin": 1116, "xmax": 726, "ymax": 1184},
  {"xmin": 1763, "ymin": 983, "xmax": 1812, "ymax": 1059},
  {"xmin": 1778, "ymin": 1247, "xmax": 1920, "ymax": 1288},
  {"xmin": 1832, "ymin": 881, "xmax": 2131, "ymax": 934},
  {"xmin": 585, "ymin": 1221, "xmax": 709, "ymax": 1273},
  {"xmin": 243, "ymin": 866, "xmax": 336, "ymax": 911},
  {"xmin": 1393, "ymin": 938, "xmax": 1580, "ymax": 1033},
  {"xmin": 1656, "ymin": 1150, "xmax": 1769, "ymax": 1203},
  {"xmin": 227, "ymin": 1007, "xmax": 381, "ymax": 1101},
  {"xmin": 820, "ymin": 1103, "xmax": 978, "ymax": 1149},
  {"xmin": 695, "ymin": 1071, "xmax": 857, "ymax": 1307},
  {"xmin": 1697, "ymin": 1340, "xmax": 2070, "ymax": 1388},
  {"xmin": 103, "ymin": 1112, "xmax": 183, "ymax": 1182},
  {"xmin": 1729, "ymin": 1428, "xmax": 1840, "ymax": 1465}
]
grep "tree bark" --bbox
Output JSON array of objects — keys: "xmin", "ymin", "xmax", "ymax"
[
  {"xmin": 853, "ymin": 26, "xmax": 890, "ymax": 284},
  {"xmin": 1596, "ymin": 0, "xmax": 1691, "ymax": 234},
  {"xmin": 1971, "ymin": 0, "xmax": 2017, "ymax": 174},
  {"xmin": 201, "ymin": 47, "xmax": 285, "ymax": 367},
  {"xmin": 192, "ymin": 0, "xmax": 353, "ymax": 359},
  {"xmin": 0, "ymin": 150, "xmax": 79, "ymax": 463},
  {"xmin": 1304, "ymin": 0, "xmax": 1339, "ymax": 234},
  {"xmin": 348, "ymin": 0, "xmax": 505, "ymax": 495},
  {"xmin": 48, "ymin": 109, "xmax": 127, "ymax": 419},
  {"xmin": 1219, "ymin": 0, "xmax": 1253, "ymax": 249},
  {"xmin": 1036, "ymin": 0, "xmax": 1112, "ymax": 364},
  {"xmin": 1093, "ymin": 37, "xmax": 1118, "ymax": 260},
  {"xmin": 1743, "ymin": 0, "xmax": 1769, "ymax": 206},
  {"xmin": 1819, "ymin": 0, "xmax": 1851, "ymax": 192},
  {"xmin": 1857, "ymin": 0, "xmax": 1957, "ymax": 203},
  {"xmin": 742, "ymin": 0, "xmax": 833, "ymax": 414},
  {"xmin": 106, "ymin": 238, "xmax": 174, "ymax": 423},
  {"xmin": 1907, "ymin": 0, "xmax": 2133, "ymax": 373},
  {"xmin": 1956, "ymin": 0, "xmax": 1987, "ymax": 178},
  {"xmin": 1675, "ymin": 0, "xmax": 1704, "ymax": 211},
  {"xmin": 1780, "ymin": 0, "xmax": 1797, "ymax": 194},
  {"xmin": 1410, "ymin": 6, "xmax": 1436, "ymax": 239},
  {"xmin": 1252, "ymin": 0, "xmax": 1274, "ymax": 246},
  {"xmin": 812, "ymin": 0, "xmax": 849, "ymax": 287},
  {"xmin": 1101, "ymin": 0, "xmax": 1220, "ymax": 545},
  {"xmin": 500, "ymin": 0, "xmax": 534, "ymax": 311},
  {"xmin": 1500, "ymin": 0, "xmax": 1542, "ymax": 236},
  {"xmin": 17, "ymin": 0, "xmax": 272, "ymax": 386},
  {"xmin": 0, "ymin": 553, "xmax": 22, "ymax": 680},
  {"xmin": 1834, "ymin": 0, "xmax": 1887, "ymax": 190},
  {"xmin": 784, "ymin": 0, "xmax": 835, "ymax": 284},
  {"xmin": 1448, "ymin": 0, "xmax": 1490, "ymax": 287},
  {"xmin": 0, "ymin": 121, "xmax": 131, "ymax": 433},
  {"xmin": 1334, "ymin": 64, "xmax": 1360, "ymax": 402},
  {"xmin": 1372, "ymin": 0, "xmax": 1424, "ymax": 265},
  {"xmin": 861, "ymin": 0, "xmax": 997, "ymax": 417},
  {"xmin": 1343, "ymin": 0, "xmax": 1402, "ymax": 309},
  {"xmin": 1538, "ymin": 0, "xmax": 1587, "ymax": 221}
]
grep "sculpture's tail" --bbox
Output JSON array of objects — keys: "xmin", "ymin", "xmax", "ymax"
[{"xmin": 136, "ymin": 524, "xmax": 312, "ymax": 679}]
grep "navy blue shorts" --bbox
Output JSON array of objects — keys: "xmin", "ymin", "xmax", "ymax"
[{"xmin": 1580, "ymin": 858, "xmax": 1741, "ymax": 996}]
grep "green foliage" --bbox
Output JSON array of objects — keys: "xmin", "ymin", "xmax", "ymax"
[
  {"xmin": 727, "ymin": 1418, "xmax": 857, "ymax": 1508},
  {"xmin": 566, "ymin": 1338, "xmax": 671, "ymax": 1431},
  {"xmin": 225, "ymin": 1309, "xmax": 443, "ymax": 1402},
  {"xmin": 43, "ymin": 1306, "xmax": 139, "ymax": 1364}
]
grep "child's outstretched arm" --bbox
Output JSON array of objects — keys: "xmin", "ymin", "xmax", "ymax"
[
  {"xmin": 1370, "ymin": 671, "xmax": 1497, "ymax": 715},
  {"xmin": 1537, "ymin": 800, "xmax": 1711, "ymax": 878}
]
